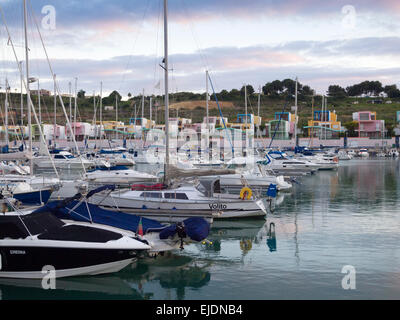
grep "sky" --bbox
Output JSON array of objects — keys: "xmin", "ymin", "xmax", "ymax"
[{"xmin": 0, "ymin": 0, "xmax": 400, "ymax": 99}]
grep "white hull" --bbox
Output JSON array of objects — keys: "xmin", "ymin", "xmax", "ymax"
[
  {"xmin": 85, "ymin": 169, "xmax": 159, "ymax": 185},
  {"xmin": 34, "ymin": 159, "xmax": 94, "ymax": 170},
  {"xmin": 0, "ymin": 259, "xmax": 134, "ymax": 279},
  {"xmin": 207, "ymin": 174, "xmax": 292, "ymax": 191},
  {"xmin": 90, "ymin": 187, "xmax": 266, "ymax": 220}
]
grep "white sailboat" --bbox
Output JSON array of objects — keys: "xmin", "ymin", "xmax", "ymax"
[
  {"xmin": 91, "ymin": 0, "xmax": 267, "ymax": 220},
  {"xmin": 89, "ymin": 182, "xmax": 266, "ymax": 221}
]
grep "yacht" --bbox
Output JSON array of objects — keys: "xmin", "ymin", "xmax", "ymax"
[
  {"xmin": 0, "ymin": 197, "xmax": 150, "ymax": 279},
  {"xmin": 33, "ymin": 151, "xmax": 95, "ymax": 170},
  {"xmin": 40, "ymin": 188, "xmax": 211, "ymax": 253},
  {"xmin": 294, "ymin": 153, "xmax": 339, "ymax": 170},
  {"xmin": 200, "ymin": 165, "xmax": 292, "ymax": 194},
  {"xmin": 338, "ymin": 150, "xmax": 352, "ymax": 160},
  {"xmin": 263, "ymin": 152, "xmax": 319, "ymax": 175},
  {"xmin": 85, "ymin": 168, "xmax": 159, "ymax": 187}
]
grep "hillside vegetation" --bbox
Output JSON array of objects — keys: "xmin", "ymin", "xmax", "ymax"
[{"xmin": 2, "ymin": 79, "xmax": 400, "ymax": 137}]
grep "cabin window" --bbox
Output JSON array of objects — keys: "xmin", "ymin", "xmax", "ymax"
[
  {"xmin": 140, "ymin": 192, "xmax": 162, "ymax": 199},
  {"xmin": 164, "ymin": 193, "xmax": 189, "ymax": 200}
]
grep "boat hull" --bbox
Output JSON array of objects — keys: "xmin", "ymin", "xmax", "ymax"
[
  {"xmin": 90, "ymin": 193, "xmax": 266, "ymax": 221},
  {"xmin": 0, "ymin": 246, "xmax": 136, "ymax": 279},
  {"xmin": 13, "ymin": 189, "xmax": 52, "ymax": 205}
]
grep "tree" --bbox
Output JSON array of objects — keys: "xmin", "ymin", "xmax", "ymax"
[
  {"xmin": 229, "ymin": 89, "xmax": 241, "ymax": 100},
  {"xmin": 127, "ymin": 92, "xmax": 132, "ymax": 98},
  {"xmin": 240, "ymin": 85, "xmax": 255, "ymax": 96},
  {"xmin": 384, "ymin": 85, "xmax": 400, "ymax": 98},
  {"xmin": 327, "ymin": 85, "xmax": 347, "ymax": 98},
  {"xmin": 346, "ymin": 81, "xmax": 383, "ymax": 97},
  {"xmin": 262, "ymin": 82, "xmax": 277, "ymax": 96},
  {"xmin": 102, "ymin": 90, "xmax": 122, "ymax": 105},
  {"xmin": 387, "ymin": 89, "xmax": 400, "ymax": 98},
  {"xmin": 77, "ymin": 90, "xmax": 85, "ymax": 98},
  {"xmin": 262, "ymin": 81, "xmax": 282, "ymax": 97},
  {"xmin": 282, "ymin": 78, "xmax": 300, "ymax": 95},
  {"xmin": 344, "ymin": 121, "xmax": 359, "ymax": 137},
  {"xmin": 217, "ymin": 89, "xmax": 230, "ymax": 100},
  {"xmin": 301, "ymin": 85, "xmax": 313, "ymax": 96}
]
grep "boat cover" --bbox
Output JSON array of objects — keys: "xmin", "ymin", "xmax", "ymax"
[
  {"xmin": 33, "ymin": 190, "xmax": 210, "ymax": 242},
  {"xmin": 33, "ymin": 200, "xmax": 164, "ymax": 233},
  {"xmin": 159, "ymin": 217, "xmax": 210, "ymax": 242}
]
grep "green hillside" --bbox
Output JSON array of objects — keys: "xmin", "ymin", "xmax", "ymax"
[{"xmin": 2, "ymin": 86, "xmax": 400, "ymax": 137}]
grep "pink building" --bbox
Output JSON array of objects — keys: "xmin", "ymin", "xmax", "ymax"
[
  {"xmin": 65, "ymin": 122, "xmax": 90, "ymax": 141},
  {"xmin": 352, "ymin": 111, "xmax": 385, "ymax": 138}
]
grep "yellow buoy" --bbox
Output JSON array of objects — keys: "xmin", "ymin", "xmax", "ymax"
[{"xmin": 239, "ymin": 187, "xmax": 252, "ymax": 200}]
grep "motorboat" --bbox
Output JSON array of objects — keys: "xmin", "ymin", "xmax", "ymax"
[
  {"xmin": 200, "ymin": 165, "xmax": 292, "ymax": 194},
  {"xmin": 338, "ymin": 150, "xmax": 352, "ymax": 160},
  {"xmin": 358, "ymin": 149, "xmax": 369, "ymax": 158},
  {"xmin": 0, "ymin": 196, "xmax": 150, "ymax": 279},
  {"xmin": 294, "ymin": 154, "xmax": 338, "ymax": 170},
  {"xmin": 33, "ymin": 151, "xmax": 95, "ymax": 170},
  {"xmin": 85, "ymin": 168, "xmax": 159, "ymax": 187},
  {"xmin": 39, "ymin": 187, "xmax": 211, "ymax": 253},
  {"xmin": 262, "ymin": 151, "xmax": 319, "ymax": 175}
]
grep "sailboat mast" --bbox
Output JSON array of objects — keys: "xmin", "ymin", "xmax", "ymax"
[
  {"xmin": 69, "ymin": 81, "xmax": 72, "ymax": 138},
  {"xmin": 20, "ymin": 61, "xmax": 23, "ymax": 126},
  {"xmin": 5, "ymin": 78, "xmax": 9, "ymax": 145},
  {"xmin": 53, "ymin": 74, "xmax": 56, "ymax": 141},
  {"xmin": 38, "ymin": 79, "xmax": 41, "ymax": 125},
  {"xmin": 294, "ymin": 77, "xmax": 298, "ymax": 146},
  {"xmin": 115, "ymin": 94, "xmax": 118, "ymax": 140},
  {"xmin": 149, "ymin": 97, "xmax": 152, "ymax": 124},
  {"xmin": 141, "ymin": 89, "xmax": 145, "ymax": 121},
  {"xmin": 74, "ymin": 77, "xmax": 77, "ymax": 138},
  {"xmin": 206, "ymin": 70, "xmax": 209, "ymax": 151},
  {"xmin": 100, "ymin": 81, "xmax": 103, "ymax": 147},
  {"xmin": 164, "ymin": 0, "xmax": 169, "ymax": 180},
  {"xmin": 244, "ymin": 84, "xmax": 247, "ymax": 128},
  {"xmin": 93, "ymin": 91, "xmax": 96, "ymax": 143},
  {"xmin": 257, "ymin": 86, "xmax": 261, "ymax": 118},
  {"xmin": 23, "ymin": 0, "xmax": 32, "ymax": 174}
]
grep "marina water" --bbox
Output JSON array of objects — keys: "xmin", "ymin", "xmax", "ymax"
[{"xmin": 1, "ymin": 159, "xmax": 399, "ymax": 299}]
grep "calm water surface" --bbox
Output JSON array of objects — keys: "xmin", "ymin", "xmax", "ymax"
[{"xmin": 1, "ymin": 160, "xmax": 399, "ymax": 300}]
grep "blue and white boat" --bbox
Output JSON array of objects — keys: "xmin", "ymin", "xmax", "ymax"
[{"xmin": 34, "ymin": 185, "xmax": 211, "ymax": 253}]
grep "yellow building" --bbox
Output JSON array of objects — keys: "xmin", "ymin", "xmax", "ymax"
[
  {"xmin": 307, "ymin": 110, "xmax": 342, "ymax": 138},
  {"xmin": 227, "ymin": 114, "xmax": 262, "ymax": 131}
]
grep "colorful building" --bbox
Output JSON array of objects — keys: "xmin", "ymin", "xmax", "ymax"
[
  {"xmin": 268, "ymin": 112, "xmax": 298, "ymax": 140},
  {"xmin": 227, "ymin": 114, "xmax": 262, "ymax": 139},
  {"xmin": 307, "ymin": 110, "xmax": 342, "ymax": 138},
  {"xmin": 352, "ymin": 111, "xmax": 385, "ymax": 138}
]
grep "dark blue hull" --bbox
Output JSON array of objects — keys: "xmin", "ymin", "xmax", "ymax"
[{"xmin": 13, "ymin": 189, "xmax": 52, "ymax": 205}]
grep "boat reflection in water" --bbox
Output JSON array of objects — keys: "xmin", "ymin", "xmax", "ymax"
[
  {"xmin": 204, "ymin": 218, "xmax": 278, "ymax": 255},
  {"xmin": 0, "ymin": 253, "xmax": 211, "ymax": 300},
  {"xmin": 122, "ymin": 253, "xmax": 212, "ymax": 300},
  {"xmin": 0, "ymin": 274, "xmax": 144, "ymax": 300}
]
